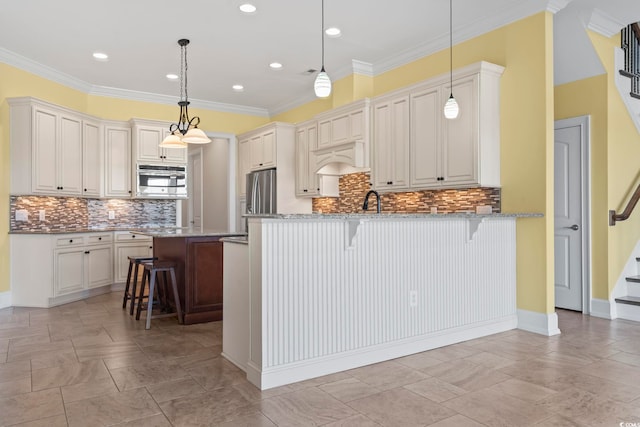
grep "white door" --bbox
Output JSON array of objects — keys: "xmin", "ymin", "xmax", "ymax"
[
  {"xmin": 554, "ymin": 117, "xmax": 589, "ymax": 311},
  {"xmin": 188, "ymin": 149, "xmax": 203, "ymax": 227}
]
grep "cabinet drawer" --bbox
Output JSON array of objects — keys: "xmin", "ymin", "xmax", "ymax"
[
  {"xmin": 55, "ymin": 235, "xmax": 86, "ymax": 247},
  {"xmin": 114, "ymin": 232, "xmax": 152, "ymax": 242},
  {"xmin": 87, "ymin": 233, "xmax": 112, "ymax": 245}
]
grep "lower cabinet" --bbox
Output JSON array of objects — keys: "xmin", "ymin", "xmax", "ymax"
[
  {"xmin": 113, "ymin": 232, "xmax": 153, "ymax": 283},
  {"xmin": 54, "ymin": 242, "xmax": 113, "ymax": 295}
]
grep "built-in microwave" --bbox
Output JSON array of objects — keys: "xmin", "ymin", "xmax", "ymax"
[{"xmin": 136, "ymin": 164, "xmax": 187, "ymax": 198}]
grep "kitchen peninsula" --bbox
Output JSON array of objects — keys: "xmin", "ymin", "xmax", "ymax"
[
  {"xmin": 136, "ymin": 228, "xmax": 245, "ymax": 324},
  {"xmin": 223, "ymin": 212, "xmax": 540, "ymax": 390}
]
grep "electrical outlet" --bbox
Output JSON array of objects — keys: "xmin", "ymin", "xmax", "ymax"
[
  {"xmin": 39, "ymin": 210, "xmax": 46, "ymax": 221},
  {"xmin": 15, "ymin": 209, "xmax": 28, "ymax": 222},
  {"xmin": 476, "ymin": 205, "xmax": 492, "ymax": 214},
  {"xmin": 108, "ymin": 210, "xmax": 115, "ymax": 220},
  {"xmin": 409, "ymin": 290, "xmax": 418, "ymax": 307}
]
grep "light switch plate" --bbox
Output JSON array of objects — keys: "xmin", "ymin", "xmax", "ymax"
[
  {"xmin": 476, "ymin": 205, "xmax": 493, "ymax": 214},
  {"xmin": 108, "ymin": 210, "xmax": 115, "ymax": 220},
  {"xmin": 39, "ymin": 210, "xmax": 46, "ymax": 221}
]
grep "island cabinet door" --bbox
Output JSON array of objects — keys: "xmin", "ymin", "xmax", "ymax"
[{"xmin": 185, "ymin": 238, "xmax": 224, "ymax": 322}]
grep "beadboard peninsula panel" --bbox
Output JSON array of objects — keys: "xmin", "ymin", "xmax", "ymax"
[{"xmin": 246, "ymin": 216, "xmax": 517, "ymax": 389}]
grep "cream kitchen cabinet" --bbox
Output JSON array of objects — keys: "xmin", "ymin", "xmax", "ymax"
[
  {"xmin": 113, "ymin": 232, "xmax": 153, "ymax": 283},
  {"xmin": 131, "ymin": 119, "xmax": 187, "ymax": 165},
  {"xmin": 316, "ymin": 99, "xmax": 370, "ymax": 151},
  {"xmin": 82, "ymin": 119, "xmax": 102, "ymax": 197},
  {"xmin": 295, "ymin": 120, "xmax": 320, "ymax": 197},
  {"xmin": 246, "ymin": 128, "xmax": 276, "ymax": 171},
  {"xmin": 11, "ymin": 232, "xmax": 113, "ymax": 307},
  {"xmin": 104, "ymin": 121, "xmax": 133, "ymax": 198},
  {"xmin": 9, "ymin": 98, "xmax": 87, "ymax": 196},
  {"xmin": 372, "ymin": 94, "xmax": 410, "ymax": 191},
  {"xmin": 237, "ymin": 138, "xmax": 251, "ymax": 197}
]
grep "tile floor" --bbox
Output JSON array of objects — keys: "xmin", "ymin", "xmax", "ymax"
[{"xmin": 1, "ymin": 292, "xmax": 640, "ymax": 426}]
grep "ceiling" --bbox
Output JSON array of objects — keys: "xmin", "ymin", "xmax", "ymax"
[{"xmin": 1, "ymin": 0, "xmax": 640, "ymax": 117}]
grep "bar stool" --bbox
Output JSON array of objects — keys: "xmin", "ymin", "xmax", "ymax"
[
  {"xmin": 122, "ymin": 256, "xmax": 157, "ymax": 315},
  {"xmin": 135, "ymin": 260, "xmax": 183, "ymax": 329}
]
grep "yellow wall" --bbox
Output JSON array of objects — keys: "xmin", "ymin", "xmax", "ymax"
[
  {"xmin": 589, "ymin": 32, "xmax": 640, "ymax": 295},
  {"xmin": 1, "ymin": 13, "xmax": 556, "ymax": 315}
]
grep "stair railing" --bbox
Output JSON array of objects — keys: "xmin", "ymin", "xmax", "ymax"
[
  {"xmin": 610, "ymin": 182, "xmax": 640, "ymax": 225},
  {"xmin": 621, "ymin": 23, "xmax": 640, "ymax": 97}
]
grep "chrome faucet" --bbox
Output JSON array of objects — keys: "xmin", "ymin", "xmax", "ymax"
[{"xmin": 362, "ymin": 190, "xmax": 381, "ymax": 213}]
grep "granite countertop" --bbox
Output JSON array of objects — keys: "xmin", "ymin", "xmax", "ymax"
[
  {"xmin": 133, "ymin": 228, "xmax": 247, "ymax": 238},
  {"xmin": 244, "ymin": 212, "xmax": 543, "ymax": 220},
  {"xmin": 220, "ymin": 236, "xmax": 249, "ymax": 245},
  {"xmin": 9, "ymin": 227, "xmax": 161, "ymax": 235}
]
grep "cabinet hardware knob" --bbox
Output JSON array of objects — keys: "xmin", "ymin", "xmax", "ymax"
[
  {"xmin": 84, "ymin": 251, "xmax": 90, "ymax": 254},
  {"xmin": 69, "ymin": 239, "xmax": 73, "ymax": 243},
  {"xmin": 84, "ymin": 189, "xmax": 87, "ymax": 192},
  {"xmin": 98, "ymin": 237, "xmax": 102, "ymax": 240},
  {"xmin": 132, "ymin": 235, "xmax": 136, "ymax": 238},
  {"xmin": 149, "ymin": 246, "xmax": 153, "ymax": 249},
  {"xmin": 128, "ymin": 190, "xmax": 132, "ymax": 194},
  {"xmin": 317, "ymin": 188, "xmax": 320, "ymax": 191},
  {"xmin": 303, "ymin": 189, "xmax": 307, "ymax": 192}
]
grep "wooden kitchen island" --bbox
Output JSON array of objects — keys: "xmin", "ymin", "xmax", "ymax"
[
  {"xmin": 137, "ymin": 228, "xmax": 245, "ymax": 324},
  {"xmin": 223, "ymin": 213, "xmax": 541, "ymax": 390}
]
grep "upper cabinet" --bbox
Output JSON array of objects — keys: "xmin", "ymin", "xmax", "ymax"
[
  {"xmin": 316, "ymin": 99, "xmax": 369, "ymax": 150},
  {"xmin": 104, "ymin": 121, "xmax": 132, "ymax": 198},
  {"xmin": 372, "ymin": 61, "xmax": 504, "ymax": 192},
  {"xmin": 9, "ymin": 98, "xmax": 97, "ymax": 197},
  {"xmin": 295, "ymin": 120, "xmax": 320, "ymax": 197},
  {"xmin": 131, "ymin": 119, "xmax": 187, "ymax": 165},
  {"xmin": 82, "ymin": 119, "xmax": 103, "ymax": 197}
]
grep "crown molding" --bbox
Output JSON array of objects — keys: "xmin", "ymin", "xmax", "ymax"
[
  {"xmin": 351, "ymin": 60, "xmax": 374, "ymax": 77},
  {"xmin": 546, "ymin": 0, "xmax": 572, "ymax": 14},
  {"xmin": 0, "ymin": 47, "xmax": 269, "ymax": 118},
  {"xmin": 588, "ymin": 8, "xmax": 626, "ymax": 37}
]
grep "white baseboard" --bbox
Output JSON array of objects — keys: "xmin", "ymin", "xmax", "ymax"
[
  {"xmin": 247, "ymin": 315, "xmax": 517, "ymax": 390},
  {"xmin": 0, "ymin": 291, "xmax": 11, "ymax": 309},
  {"xmin": 517, "ymin": 309, "xmax": 561, "ymax": 336},
  {"xmin": 591, "ymin": 298, "xmax": 615, "ymax": 319},
  {"xmin": 48, "ymin": 285, "xmax": 115, "ymax": 307}
]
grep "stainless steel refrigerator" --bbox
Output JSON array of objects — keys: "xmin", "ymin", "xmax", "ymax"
[{"xmin": 246, "ymin": 168, "xmax": 277, "ymax": 215}]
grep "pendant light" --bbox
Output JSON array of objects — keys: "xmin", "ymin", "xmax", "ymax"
[
  {"xmin": 443, "ymin": 0, "xmax": 459, "ymax": 119},
  {"xmin": 314, "ymin": 0, "xmax": 332, "ymax": 98},
  {"xmin": 160, "ymin": 39, "xmax": 211, "ymax": 148}
]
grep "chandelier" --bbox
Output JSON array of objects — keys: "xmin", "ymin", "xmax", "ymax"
[{"xmin": 160, "ymin": 39, "xmax": 211, "ymax": 148}]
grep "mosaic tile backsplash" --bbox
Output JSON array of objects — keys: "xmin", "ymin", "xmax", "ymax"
[
  {"xmin": 312, "ymin": 172, "xmax": 501, "ymax": 214},
  {"xmin": 10, "ymin": 196, "xmax": 177, "ymax": 232}
]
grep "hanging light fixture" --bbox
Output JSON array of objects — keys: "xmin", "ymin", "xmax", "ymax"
[
  {"xmin": 443, "ymin": 0, "xmax": 459, "ymax": 119},
  {"xmin": 160, "ymin": 39, "xmax": 211, "ymax": 148},
  {"xmin": 314, "ymin": 0, "xmax": 332, "ymax": 98}
]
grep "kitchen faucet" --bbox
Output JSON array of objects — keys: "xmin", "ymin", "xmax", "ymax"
[{"xmin": 362, "ymin": 190, "xmax": 381, "ymax": 214}]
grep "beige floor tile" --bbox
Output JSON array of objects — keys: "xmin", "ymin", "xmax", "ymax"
[
  {"xmin": 0, "ymin": 339, "xmax": 7, "ymax": 353},
  {"xmin": 0, "ymin": 352, "xmax": 6, "ymax": 364},
  {"xmin": 0, "ymin": 325, "xmax": 49, "ymax": 341},
  {"xmin": 0, "ymin": 377, "xmax": 32, "ymax": 398},
  {"xmin": 608, "ymin": 350, "xmax": 640, "ymax": 368},
  {"xmin": 146, "ymin": 377, "xmax": 206, "ymax": 403},
  {"xmin": 7, "ymin": 340, "xmax": 75, "ymax": 363},
  {"xmin": 74, "ymin": 341, "xmax": 140, "ymax": 362},
  {"xmin": 463, "ymin": 351, "xmax": 516, "ymax": 369},
  {"xmin": 319, "ymin": 377, "xmax": 382, "ymax": 402},
  {"xmin": 61, "ymin": 376, "xmax": 119, "ymax": 403},
  {"xmin": 172, "ymin": 347, "xmax": 221, "ymax": 369},
  {"xmin": 30, "ymin": 350, "xmax": 79, "ymax": 370},
  {"xmin": 488, "ymin": 378, "xmax": 557, "ymax": 403},
  {"xmin": 140, "ymin": 339, "xmax": 206, "ymax": 361},
  {"xmin": 426, "ymin": 343, "xmax": 480, "ymax": 361},
  {"xmin": 186, "ymin": 356, "xmax": 247, "ymax": 391},
  {"xmin": 552, "ymin": 371, "xmax": 640, "ymax": 403},
  {"xmin": 65, "ymin": 388, "xmax": 161, "ymax": 427},
  {"xmin": 442, "ymin": 388, "xmax": 548, "ymax": 426},
  {"xmin": 259, "ymin": 387, "xmax": 357, "ymax": 427},
  {"xmin": 403, "ymin": 377, "xmax": 468, "ymax": 403},
  {"xmin": 71, "ymin": 330, "xmax": 119, "ymax": 347},
  {"xmin": 109, "ymin": 359, "xmax": 191, "ymax": 391},
  {"xmin": 532, "ymin": 414, "xmax": 584, "ymax": 426},
  {"xmin": 322, "ymin": 414, "xmax": 381, "ymax": 427},
  {"xmin": 160, "ymin": 387, "xmax": 259, "ymax": 425},
  {"xmin": 0, "ymin": 360, "xmax": 31, "ymax": 383},
  {"xmin": 348, "ymin": 388, "xmax": 455, "ymax": 426},
  {"xmin": 0, "ymin": 388, "xmax": 65, "ymax": 426},
  {"xmin": 423, "ymin": 359, "xmax": 512, "ymax": 392},
  {"xmin": 9, "ymin": 414, "xmax": 68, "ymax": 427},
  {"xmin": 112, "ymin": 413, "xmax": 172, "ymax": 427},
  {"xmin": 427, "ymin": 414, "xmax": 486, "ymax": 427},
  {"xmin": 498, "ymin": 360, "xmax": 580, "ymax": 391},
  {"xmin": 102, "ymin": 350, "xmax": 152, "ymax": 370},
  {"xmin": 215, "ymin": 413, "xmax": 278, "ymax": 427},
  {"xmin": 348, "ymin": 360, "xmax": 429, "ymax": 390},
  {"xmin": 32, "ymin": 359, "xmax": 110, "ymax": 391},
  {"xmin": 231, "ymin": 381, "xmax": 295, "ymax": 402},
  {"xmin": 286, "ymin": 371, "xmax": 353, "ymax": 391},
  {"xmin": 535, "ymin": 387, "xmax": 608, "ymax": 419},
  {"xmin": 8, "ymin": 334, "xmax": 51, "ymax": 348},
  {"xmin": 564, "ymin": 397, "xmax": 640, "ymax": 427},
  {"xmin": 578, "ymin": 359, "xmax": 640, "ymax": 388},
  {"xmin": 394, "ymin": 351, "xmax": 444, "ymax": 370}
]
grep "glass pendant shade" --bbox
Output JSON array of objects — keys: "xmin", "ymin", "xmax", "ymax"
[
  {"xmin": 159, "ymin": 132, "xmax": 188, "ymax": 148},
  {"xmin": 314, "ymin": 70, "xmax": 332, "ymax": 98},
  {"xmin": 444, "ymin": 94, "xmax": 459, "ymax": 119},
  {"xmin": 182, "ymin": 127, "xmax": 212, "ymax": 144}
]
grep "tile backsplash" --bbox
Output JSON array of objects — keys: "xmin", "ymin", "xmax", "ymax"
[
  {"xmin": 312, "ymin": 172, "xmax": 501, "ymax": 214},
  {"xmin": 10, "ymin": 196, "xmax": 177, "ymax": 232}
]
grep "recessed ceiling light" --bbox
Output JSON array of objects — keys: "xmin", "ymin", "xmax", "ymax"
[
  {"xmin": 325, "ymin": 27, "xmax": 341, "ymax": 37},
  {"xmin": 232, "ymin": 84, "xmax": 244, "ymax": 92},
  {"xmin": 269, "ymin": 62, "xmax": 283, "ymax": 70},
  {"xmin": 239, "ymin": 3, "xmax": 257, "ymax": 14},
  {"xmin": 166, "ymin": 73, "xmax": 179, "ymax": 81},
  {"xmin": 92, "ymin": 52, "xmax": 109, "ymax": 61}
]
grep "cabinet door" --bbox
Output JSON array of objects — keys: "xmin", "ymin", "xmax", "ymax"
[
  {"xmin": 442, "ymin": 76, "xmax": 478, "ymax": 186},
  {"xmin": 137, "ymin": 127, "xmax": 163, "ymax": 162},
  {"xmin": 317, "ymin": 119, "xmax": 331, "ymax": 149},
  {"xmin": 260, "ymin": 130, "xmax": 276, "ymax": 168},
  {"xmin": 32, "ymin": 107, "xmax": 58, "ymax": 193},
  {"xmin": 306, "ymin": 125, "xmax": 320, "ymax": 195},
  {"xmin": 249, "ymin": 135, "xmax": 263, "ymax": 169},
  {"xmin": 58, "ymin": 115, "xmax": 83, "ymax": 195},
  {"xmin": 331, "ymin": 114, "xmax": 349, "ymax": 145},
  {"xmin": 350, "ymin": 108, "xmax": 365, "ymax": 141},
  {"xmin": 83, "ymin": 120, "xmax": 102, "ymax": 197},
  {"xmin": 295, "ymin": 127, "xmax": 309, "ymax": 196},
  {"xmin": 86, "ymin": 245, "xmax": 113, "ymax": 289},
  {"xmin": 114, "ymin": 243, "xmax": 153, "ymax": 283},
  {"xmin": 373, "ymin": 101, "xmax": 393, "ymax": 189},
  {"xmin": 410, "ymin": 87, "xmax": 440, "ymax": 188},
  {"xmin": 105, "ymin": 126, "xmax": 132, "ymax": 197},
  {"xmin": 374, "ymin": 97, "xmax": 410, "ymax": 190},
  {"xmin": 238, "ymin": 138, "xmax": 250, "ymax": 197},
  {"xmin": 55, "ymin": 249, "xmax": 84, "ymax": 295},
  {"xmin": 186, "ymin": 240, "xmax": 223, "ymax": 314}
]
